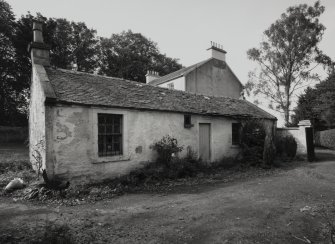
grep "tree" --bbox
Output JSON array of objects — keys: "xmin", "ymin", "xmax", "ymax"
[
  {"xmin": 2, "ymin": 12, "xmax": 99, "ymax": 126},
  {"xmin": 99, "ymin": 30, "xmax": 182, "ymax": 83},
  {"xmin": 0, "ymin": 0, "xmax": 182, "ymax": 125},
  {"xmin": 293, "ymin": 72, "xmax": 335, "ymax": 130},
  {"xmin": 0, "ymin": 0, "xmax": 27, "ymax": 125},
  {"xmin": 15, "ymin": 14, "xmax": 99, "ymax": 73},
  {"xmin": 46, "ymin": 19, "xmax": 99, "ymax": 72},
  {"xmin": 246, "ymin": 1, "xmax": 332, "ymax": 125}
]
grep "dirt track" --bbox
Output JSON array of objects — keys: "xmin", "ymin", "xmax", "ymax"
[{"xmin": 1, "ymin": 149, "xmax": 335, "ymax": 243}]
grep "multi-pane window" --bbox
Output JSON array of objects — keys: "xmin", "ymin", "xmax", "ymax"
[
  {"xmin": 167, "ymin": 83, "xmax": 174, "ymax": 89},
  {"xmin": 98, "ymin": 114, "xmax": 123, "ymax": 157},
  {"xmin": 232, "ymin": 123, "xmax": 241, "ymax": 145}
]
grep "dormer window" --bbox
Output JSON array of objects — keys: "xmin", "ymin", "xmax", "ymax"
[
  {"xmin": 167, "ymin": 83, "xmax": 174, "ymax": 89},
  {"xmin": 184, "ymin": 115, "xmax": 193, "ymax": 128}
]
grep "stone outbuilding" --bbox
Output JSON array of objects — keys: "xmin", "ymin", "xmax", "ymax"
[{"xmin": 29, "ymin": 21, "xmax": 277, "ymax": 183}]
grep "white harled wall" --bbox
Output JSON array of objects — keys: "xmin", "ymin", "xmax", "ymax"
[
  {"xmin": 158, "ymin": 77, "xmax": 185, "ymax": 91},
  {"xmin": 45, "ymin": 105, "xmax": 244, "ymax": 183}
]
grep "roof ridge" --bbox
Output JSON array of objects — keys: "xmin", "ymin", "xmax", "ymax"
[{"xmin": 49, "ymin": 67, "xmax": 133, "ymax": 83}]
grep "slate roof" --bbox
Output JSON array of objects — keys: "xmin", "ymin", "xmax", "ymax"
[
  {"xmin": 148, "ymin": 59, "xmax": 211, "ymax": 86},
  {"xmin": 45, "ymin": 67, "xmax": 276, "ymax": 120}
]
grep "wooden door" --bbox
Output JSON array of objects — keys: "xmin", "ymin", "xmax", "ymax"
[{"xmin": 199, "ymin": 123, "xmax": 211, "ymax": 162}]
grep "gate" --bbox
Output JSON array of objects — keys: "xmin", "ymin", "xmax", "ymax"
[{"xmin": 305, "ymin": 127, "xmax": 315, "ymax": 162}]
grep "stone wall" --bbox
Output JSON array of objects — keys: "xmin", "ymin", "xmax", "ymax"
[
  {"xmin": 315, "ymin": 129, "xmax": 335, "ymax": 149},
  {"xmin": 276, "ymin": 120, "xmax": 312, "ymax": 155}
]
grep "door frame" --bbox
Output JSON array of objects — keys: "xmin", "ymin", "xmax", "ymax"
[{"xmin": 198, "ymin": 123, "xmax": 211, "ymax": 162}]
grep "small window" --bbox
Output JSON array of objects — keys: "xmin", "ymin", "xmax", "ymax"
[
  {"xmin": 232, "ymin": 123, "xmax": 241, "ymax": 145},
  {"xmin": 167, "ymin": 83, "xmax": 174, "ymax": 89},
  {"xmin": 184, "ymin": 115, "xmax": 193, "ymax": 128},
  {"xmin": 98, "ymin": 113, "xmax": 123, "ymax": 157}
]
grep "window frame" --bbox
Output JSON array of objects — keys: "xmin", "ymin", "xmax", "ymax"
[
  {"xmin": 232, "ymin": 122, "xmax": 241, "ymax": 146},
  {"xmin": 167, "ymin": 82, "xmax": 174, "ymax": 89},
  {"xmin": 97, "ymin": 113, "xmax": 123, "ymax": 157},
  {"xmin": 184, "ymin": 114, "xmax": 194, "ymax": 128}
]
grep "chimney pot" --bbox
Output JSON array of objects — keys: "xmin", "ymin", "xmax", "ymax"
[
  {"xmin": 33, "ymin": 20, "xmax": 44, "ymax": 43},
  {"xmin": 207, "ymin": 42, "xmax": 227, "ymax": 62},
  {"xmin": 28, "ymin": 20, "xmax": 50, "ymax": 66},
  {"xmin": 145, "ymin": 70, "xmax": 160, "ymax": 83}
]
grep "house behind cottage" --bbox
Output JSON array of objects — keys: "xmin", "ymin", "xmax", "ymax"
[
  {"xmin": 147, "ymin": 42, "xmax": 243, "ymax": 99},
  {"xmin": 29, "ymin": 21, "xmax": 276, "ymax": 183}
]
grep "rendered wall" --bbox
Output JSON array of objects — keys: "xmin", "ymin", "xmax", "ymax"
[
  {"xmin": 29, "ymin": 65, "xmax": 47, "ymax": 171},
  {"xmin": 276, "ymin": 126, "xmax": 308, "ymax": 155},
  {"xmin": 45, "ymin": 105, "xmax": 252, "ymax": 183},
  {"xmin": 158, "ymin": 76, "xmax": 185, "ymax": 91},
  {"xmin": 185, "ymin": 59, "xmax": 243, "ymax": 98}
]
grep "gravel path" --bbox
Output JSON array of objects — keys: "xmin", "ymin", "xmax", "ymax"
[{"xmin": 1, "ymin": 148, "xmax": 335, "ymax": 243}]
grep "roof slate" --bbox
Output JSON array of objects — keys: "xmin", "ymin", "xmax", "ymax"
[{"xmin": 45, "ymin": 67, "xmax": 276, "ymax": 120}]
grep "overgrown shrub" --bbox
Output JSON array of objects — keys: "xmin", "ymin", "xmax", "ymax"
[
  {"xmin": 275, "ymin": 135, "xmax": 297, "ymax": 159},
  {"xmin": 240, "ymin": 120, "xmax": 266, "ymax": 165},
  {"xmin": 150, "ymin": 135, "xmax": 184, "ymax": 166}
]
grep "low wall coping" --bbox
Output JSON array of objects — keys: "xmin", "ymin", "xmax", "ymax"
[{"xmin": 277, "ymin": 127, "xmax": 299, "ymax": 131}]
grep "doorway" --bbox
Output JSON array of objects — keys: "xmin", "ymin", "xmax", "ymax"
[{"xmin": 199, "ymin": 123, "xmax": 211, "ymax": 162}]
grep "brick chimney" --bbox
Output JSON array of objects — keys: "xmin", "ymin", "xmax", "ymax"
[
  {"xmin": 145, "ymin": 70, "xmax": 160, "ymax": 83},
  {"xmin": 207, "ymin": 41, "xmax": 226, "ymax": 61},
  {"xmin": 28, "ymin": 20, "xmax": 50, "ymax": 66}
]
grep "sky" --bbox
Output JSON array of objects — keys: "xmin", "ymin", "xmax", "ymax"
[{"xmin": 7, "ymin": 0, "xmax": 335, "ymax": 125}]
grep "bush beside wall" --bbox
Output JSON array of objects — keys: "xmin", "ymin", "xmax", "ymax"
[
  {"xmin": 275, "ymin": 134, "xmax": 297, "ymax": 159},
  {"xmin": 315, "ymin": 129, "xmax": 335, "ymax": 149}
]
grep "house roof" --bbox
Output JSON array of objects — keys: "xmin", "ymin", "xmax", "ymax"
[
  {"xmin": 148, "ymin": 59, "xmax": 211, "ymax": 86},
  {"xmin": 44, "ymin": 67, "xmax": 276, "ymax": 120}
]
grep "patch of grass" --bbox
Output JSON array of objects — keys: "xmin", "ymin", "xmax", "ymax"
[
  {"xmin": 0, "ymin": 219, "xmax": 76, "ymax": 244},
  {"xmin": 38, "ymin": 221, "xmax": 75, "ymax": 244},
  {"xmin": 0, "ymin": 149, "xmax": 35, "ymax": 189},
  {"xmin": 0, "ymin": 143, "xmax": 29, "ymax": 164},
  {"xmin": 0, "ymin": 160, "xmax": 31, "ymax": 174}
]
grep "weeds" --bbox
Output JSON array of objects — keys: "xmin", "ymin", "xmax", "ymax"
[
  {"xmin": 32, "ymin": 140, "xmax": 45, "ymax": 180},
  {"xmin": 317, "ymin": 203, "xmax": 335, "ymax": 243}
]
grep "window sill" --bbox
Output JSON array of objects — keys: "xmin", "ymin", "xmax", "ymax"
[{"xmin": 93, "ymin": 155, "xmax": 131, "ymax": 164}]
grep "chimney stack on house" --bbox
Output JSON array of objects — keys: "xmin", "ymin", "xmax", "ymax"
[
  {"xmin": 28, "ymin": 20, "xmax": 50, "ymax": 66},
  {"xmin": 145, "ymin": 70, "xmax": 160, "ymax": 83},
  {"xmin": 207, "ymin": 41, "xmax": 227, "ymax": 62}
]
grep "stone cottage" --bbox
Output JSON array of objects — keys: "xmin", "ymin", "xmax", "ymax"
[
  {"xmin": 29, "ymin": 21, "xmax": 276, "ymax": 182},
  {"xmin": 146, "ymin": 42, "xmax": 243, "ymax": 99}
]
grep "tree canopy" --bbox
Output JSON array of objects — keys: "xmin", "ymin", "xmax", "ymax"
[
  {"xmin": 99, "ymin": 30, "xmax": 182, "ymax": 83},
  {"xmin": 0, "ymin": 0, "xmax": 27, "ymax": 125},
  {"xmin": 0, "ymin": 0, "xmax": 182, "ymax": 126},
  {"xmin": 293, "ymin": 72, "xmax": 335, "ymax": 130},
  {"xmin": 246, "ymin": 1, "xmax": 332, "ymax": 126}
]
